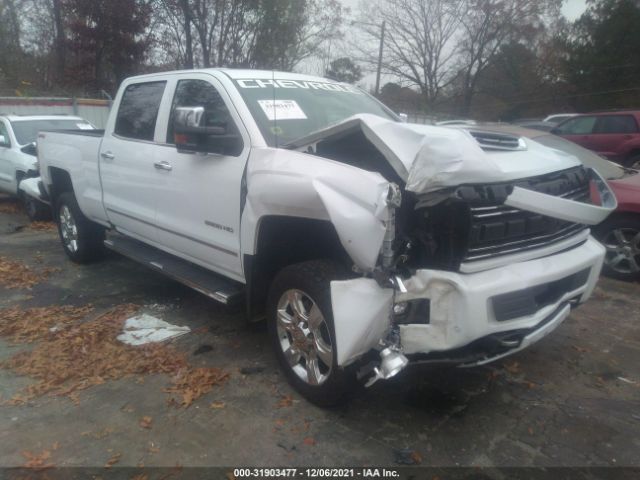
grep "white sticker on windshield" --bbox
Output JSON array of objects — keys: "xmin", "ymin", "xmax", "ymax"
[
  {"xmin": 258, "ymin": 100, "xmax": 307, "ymax": 121},
  {"xmin": 76, "ymin": 123, "xmax": 94, "ymax": 130}
]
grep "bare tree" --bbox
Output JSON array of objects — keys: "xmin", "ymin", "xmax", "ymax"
[
  {"xmin": 456, "ymin": 0, "xmax": 562, "ymax": 115},
  {"xmin": 355, "ymin": 0, "xmax": 467, "ymax": 108}
]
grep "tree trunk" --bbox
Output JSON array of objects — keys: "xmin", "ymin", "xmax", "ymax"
[
  {"xmin": 52, "ymin": 0, "xmax": 66, "ymax": 84},
  {"xmin": 179, "ymin": 0, "xmax": 194, "ymax": 68}
]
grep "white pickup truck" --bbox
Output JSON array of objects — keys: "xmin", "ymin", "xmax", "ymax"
[{"xmin": 36, "ymin": 69, "xmax": 616, "ymax": 405}]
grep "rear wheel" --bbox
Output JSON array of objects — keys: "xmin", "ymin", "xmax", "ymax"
[
  {"xmin": 56, "ymin": 192, "xmax": 105, "ymax": 263},
  {"xmin": 267, "ymin": 260, "xmax": 355, "ymax": 406},
  {"xmin": 595, "ymin": 216, "xmax": 640, "ymax": 281}
]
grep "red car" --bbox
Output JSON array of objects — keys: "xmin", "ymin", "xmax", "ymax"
[{"xmin": 552, "ymin": 111, "xmax": 640, "ymax": 169}]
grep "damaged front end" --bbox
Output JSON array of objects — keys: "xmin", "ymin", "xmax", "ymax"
[{"xmin": 318, "ymin": 115, "xmax": 617, "ymax": 387}]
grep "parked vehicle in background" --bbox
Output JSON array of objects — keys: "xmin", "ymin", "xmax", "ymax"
[
  {"xmin": 552, "ymin": 111, "xmax": 640, "ymax": 168},
  {"xmin": 0, "ymin": 114, "xmax": 94, "ymax": 219},
  {"xmin": 435, "ymin": 119, "xmax": 477, "ymax": 126},
  {"xmin": 543, "ymin": 113, "xmax": 578, "ymax": 124},
  {"xmin": 459, "ymin": 123, "xmax": 640, "ymax": 281},
  {"xmin": 36, "ymin": 69, "xmax": 614, "ymax": 405},
  {"xmin": 516, "ymin": 121, "xmax": 556, "ymax": 132}
]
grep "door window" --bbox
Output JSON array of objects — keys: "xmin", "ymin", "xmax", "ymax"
[
  {"xmin": 167, "ymin": 79, "xmax": 242, "ymax": 156},
  {"xmin": 0, "ymin": 122, "xmax": 9, "ymax": 147},
  {"xmin": 114, "ymin": 81, "xmax": 166, "ymax": 141},
  {"xmin": 556, "ymin": 116, "xmax": 597, "ymax": 135},
  {"xmin": 594, "ymin": 115, "xmax": 638, "ymax": 134}
]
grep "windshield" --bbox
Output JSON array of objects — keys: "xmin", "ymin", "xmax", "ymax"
[
  {"xmin": 232, "ymin": 78, "xmax": 397, "ymax": 146},
  {"xmin": 534, "ymin": 134, "xmax": 625, "ymax": 180},
  {"xmin": 10, "ymin": 119, "xmax": 93, "ymax": 145}
]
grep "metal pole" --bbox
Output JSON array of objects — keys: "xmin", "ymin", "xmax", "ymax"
[{"xmin": 375, "ymin": 21, "xmax": 386, "ymax": 96}]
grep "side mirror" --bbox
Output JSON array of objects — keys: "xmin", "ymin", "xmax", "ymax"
[
  {"xmin": 0, "ymin": 134, "xmax": 8, "ymax": 147},
  {"xmin": 173, "ymin": 106, "xmax": 241, "ymax": 155},
  {"xmin": 21, "ymin": 142, "xmax": 37, "ymax": 156},
  {"xmin": 550, "ymin": 127, "xmax": 560, "ymax": 135},
  {"xmin": 398, "ymin": 113, "xmax": 409, "ymax": 123}
]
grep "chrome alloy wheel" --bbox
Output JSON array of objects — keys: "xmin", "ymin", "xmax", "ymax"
[
  {"xmin": 59, "ymin": 204, "xmax": 79, "ymax": 253},
  {"xmin": 603, "ymin": 228, "xmax": 640, "ymax": 274},
  {"xmin": 276, "ymin": 289, "xmax": 333, "ymax": 386}
]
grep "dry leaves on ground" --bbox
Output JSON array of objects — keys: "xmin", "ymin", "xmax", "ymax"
[
  {"xmin": 21, "ymin": 444, "xmax": 59, "ymax": 470},
  {"xmin": 1, "ymin": 304, "xmax": 229, "ymax": 407},
  {"xmin": 28, "ymin": 221, "xmax": 57, "ymax": 232},
  {"xmin": 0, "ymin": 201, "xmax": 22, "ymax": 215},
  {"xmin": 165, "ymin": 367, "xmax": 229, "ymax": 408},
  {"xmin": 0, "ymin": 305, "xmax": 93, "ymax": 343},
  {"xmin": 0, "ymin": 256, "xmax": 59, "ymax": 289}
]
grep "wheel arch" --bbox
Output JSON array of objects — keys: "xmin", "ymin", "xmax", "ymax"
[{"xmin": 244, "ymin": 215, "xmax": 351, "ymax": 321}]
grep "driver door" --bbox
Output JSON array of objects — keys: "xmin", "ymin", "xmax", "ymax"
[{"xmin": 153, "ymin": 74, "xmax": 250, "ymax": 281}]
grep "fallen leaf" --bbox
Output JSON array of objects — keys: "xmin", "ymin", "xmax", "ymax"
[
  {"xmin": 105, "ymin": 452, "xmax": 121, "ymax": 468},
  {"xmin": 303, "ymin": 437, "xmax": 316, "ymax": 446},
  {"xmin": 139, "ymin": 416, "xmax": 153, "ymax": 429},
  {"xmin": 410, "ymin": 451, "xmax": 423, "ymax": 465},
  {"xmin": 504, "ymin": 361, "xmax": 520, "ymax": 374},
  {"xmin": 210, "ymin": 401, "xmax": 226, "ymax": 409},
  {"xmin": 276, "ymin": 394, "xmax": 293, "ymax": 408},
  {"xmin": 21, "ymin": 448, "xmax": 55, "ymax": 470}
]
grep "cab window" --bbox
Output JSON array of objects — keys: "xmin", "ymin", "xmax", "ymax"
[
  {"xmin": 167, "ymin": 79, "xmax": 242, "ymax": 156},
  {"xmin": 556, "ymin": 116, "xmax": 597, "ymax": 135},
  {"xmin": 594, "ymin": 115, "xmax": 638, "ymax": 134},
  {"xmin": 114, "ymin": 81, "xmax": 166, "ymax": 141}
]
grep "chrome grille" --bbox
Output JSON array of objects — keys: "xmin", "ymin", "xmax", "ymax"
[{"xmin": 463, "ymin": 168, "xmax": 590, "ymax": 262}]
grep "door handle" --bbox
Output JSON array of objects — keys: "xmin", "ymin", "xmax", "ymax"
[
  {"xmin": 154, "ymin": 161, "xmax": 172, "ymax": 171},
  {"xmin": 100, "ymin": 151, "xmax": 115, "ymax": 160}
]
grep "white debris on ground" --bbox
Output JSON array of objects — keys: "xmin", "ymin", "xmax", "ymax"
[{"xmin": 117, "ymin": 313, "xmax": 190, "ymax": 346}]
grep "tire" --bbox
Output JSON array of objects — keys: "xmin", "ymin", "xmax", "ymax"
[
  {"xmin": 24, "ymin": 195, "xmax": 51, "ymax": 221},
  {"xmin": 267, "ymin": 260, "xmax": 355, "ymax": 406},
  {"xmin": 56, "ymin": 192, "xmax": 105, "ymax": 263},
  {"xmin": 593, "ymin": 215, "xmax": 640, "ymax": 281}
]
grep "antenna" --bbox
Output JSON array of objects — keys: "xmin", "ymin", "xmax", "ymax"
[{"xmin": 272, "ymin": 69, "xmax": 278, "ymax": 148}]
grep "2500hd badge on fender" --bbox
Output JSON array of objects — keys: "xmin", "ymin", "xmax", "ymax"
[{"xmin": 35, "ymin": 69, "xmax": 616, "ymax": 405}]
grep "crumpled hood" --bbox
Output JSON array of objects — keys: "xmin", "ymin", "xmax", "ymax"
[{"xmin": 288, "ymin": 114, "xmax": 582, "ymax": 193}]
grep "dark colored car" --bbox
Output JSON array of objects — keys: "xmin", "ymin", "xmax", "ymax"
[
  {"xmin": 458, "ymin": 124, "xmax": 640, "ymax": 281},
  {"xmin": 552, "ymin": 111, "xmax": 640, "ymax": 168}
]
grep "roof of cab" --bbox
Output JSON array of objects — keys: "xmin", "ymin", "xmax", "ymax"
[{"xmin": 125, "ymin": 68, "xmax": 335, "ymax": 84}]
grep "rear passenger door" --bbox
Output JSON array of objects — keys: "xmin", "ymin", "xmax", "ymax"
[
  {"xmin": 100, "ymin": 80, "xmax": 167, "ymax": 243},
  {"xmin": 554, "ymin": 116, "xmax": 597, "ymax": 150},
  {"xmin": 592, "ymin": 114, "xmax": 639, "ymax": 160}
]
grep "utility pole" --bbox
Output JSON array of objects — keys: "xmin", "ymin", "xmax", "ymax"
[{"xmin": 375, "ymin": 21, "xmax": 386, "ymax": 97}]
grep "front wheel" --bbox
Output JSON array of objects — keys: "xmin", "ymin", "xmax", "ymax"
[
  {"xmin": 267, "ymin": 260, "xmax": 355, "ymax": 406},
  {"xmin": 56, "ymin": 192, "xmax": 105, "ymax": 263},
  {"xmin": 595, "ymin": 216, "xmax": 640, "ymax": 281}
]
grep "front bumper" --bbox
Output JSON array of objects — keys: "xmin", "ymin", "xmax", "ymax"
[{"xmin": 396, "ymin": 235, "xmax": 604, "ymax": 359}]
